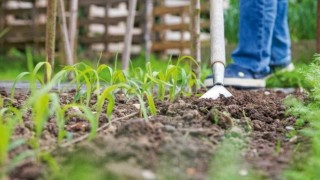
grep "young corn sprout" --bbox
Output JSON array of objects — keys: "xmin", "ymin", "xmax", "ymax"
[
  {"xmin": 22, "ymin": 67, "xmax": 99, "ymax": 143},
  {"xmin": 11, "ymin": 62, "xmax": 53, "ymax": 100},
  {"xmin": 0, "ymin": 104, "xmax": 35, "ymax": 178},
  {"xmin": 0, "ymin": 95, "xmax": 3, "ymax": 108},
  {"xmin": 126, "ymin": 80, "xmax": 152, "ymax": 119},
  {"xmin": 146, "ymin": 56, "xmax": 199, "ymax": 101},
  {"xmin": 0, "ymin": 107, "xmax": 22, "ymax": 165},
  {"xmin": 96, "ymin": 84, "xmax": 127, "ymax": 121},
  {"xmin": 62, "ymin": 63, "xmax": 99, "ymax": 106}
]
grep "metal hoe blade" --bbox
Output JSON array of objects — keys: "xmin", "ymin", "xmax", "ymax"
[
  {"xmin": 200, "ymin": 85, "xmax": 232, "ymax": 100},
  {"xmin": 200, "ymin": 63, "xmax": 233, "ymax": 100}
]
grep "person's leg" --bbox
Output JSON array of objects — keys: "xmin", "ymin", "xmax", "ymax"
[
  {"xmin": 205, "ymin": 0, "xmax": 283, "ymax": 88},
  {"xmin": 270, "ymin": 0, "xmax": 292, "ymax": 67},
  {"xmin": 231, "ymin": 0, "xmax": 278, "ymax": 73}
]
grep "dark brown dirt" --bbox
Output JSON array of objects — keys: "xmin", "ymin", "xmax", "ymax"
[{"xmin": 0, "ymin": 88, "xmax": 301, "ymax": 180}]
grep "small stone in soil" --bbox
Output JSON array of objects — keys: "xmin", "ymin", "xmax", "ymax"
[
  {"xmin": 69, "ymin": 122, "xmax": 90, "ymax": 132},
  {"xmin": 285, "ymin": 126, "xmax": 295, "ymax": 131},
  {"xmin": 163, "ymin": 125, "xmax": 176, "ymax": 132},
  {"xmin": 239, "ymin": 169, "xmax": 248, "ymax": 176},
  {"xmin": 264, "ymin": 91, "xmax": 271, "ymax": 96},
  {"xmin": 141, "ymin": 170, "xmax": 156, "ymax": 180},
  {"xmin": 133, "ymin": 103, "xmax": 141, "ymax": 110}
]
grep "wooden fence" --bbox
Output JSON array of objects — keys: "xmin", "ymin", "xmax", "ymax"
[
  {"xmin": 152, "ymin": 0, "xmax": 210, "ymax": 55},
  {"xmin": 0, "ymin": 0, "xmax": 212, "ymax": 59},
  {"xmin": 78, "ymin": 0, "xmax": 146, "ymax": 58},
  {"xmin": 0, "ymin": 0, "xmax": 48, "ymax": 51}
]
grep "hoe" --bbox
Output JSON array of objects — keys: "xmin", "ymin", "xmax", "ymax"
[{"xmin": 201, "ymin": 0, "xmax": 232, "ymax": 99}]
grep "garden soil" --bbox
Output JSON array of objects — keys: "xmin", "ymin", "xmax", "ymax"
[{"xmin": 1, "ymin": 88, "xmax": 300, "ymax": 180}]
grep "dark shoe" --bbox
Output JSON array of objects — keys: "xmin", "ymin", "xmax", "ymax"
[
  {"xmin": 204, "ymin": 64, "xmax": 271, "ymax": 89},
  {"xmin": 205, "ymin": 62, "xmax": 294, "ymax": 88}
]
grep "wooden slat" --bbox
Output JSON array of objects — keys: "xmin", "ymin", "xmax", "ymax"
[
  {"xmin": 79, "ymin": 34, "xmax": 144, "ymax": 44},
  {"xmin": 7, "ymin": 0, "xmax": 35, "ymax": 2},
  {"xmin": 153, "ymin": 6, "xmax": 188, "ymax": 16},
  {"xmin": 5, "ymin": 36, "xmax": 46, "ymax": 43},
  {"xmin": 5, "ymin": 7, "xmax": 46, "ymax": 16},
  {"xmin": 151, "ymin": 19, "xmax": 211, "ymax": 33},
  {"xmin": 152, "ymin": 41, "xmax": 189, "ymax": 51},
  {"xmin": 79, "ymin": 0, "xmax": 131, "ymax": 6},
  {"xmin": 6, "ymin": 24, "xmax": 46, "ymax": 33},
  {"xmin": 6, "ymin": 32, "xmax": 46, "ymax": 38},
  {"xmin": 79, "ymin": 14, "xmax": 144, "ymax": 25},
  {"xmin": 153, "ymin": 23, "xmax": 189, "ymax": 32},
  {"xmin": 79, "ymin": 0, "xmax": 124, "ymax": 6}
]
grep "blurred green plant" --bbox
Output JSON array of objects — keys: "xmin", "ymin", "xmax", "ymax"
[
  {"xmin": 288, "ymin": 0, "xmax": 317, "ymax": 41},
  {"xmin": 224, "ymin": 0, "xmax": 239, "ymax": 43},
  {"xmin": 266, "ymin": 64, "xmax": 313, "ymax": 88},
  {"xmin": 0, "ymin": 106, "xmax": 35, "ymax": 179},
  {"xmin": 208, "ymin": 133, "xmax": 260, "ymax": 180},
  {"xmin": 0, "ymin": 107, "xmax": 22, "ymax": 165},
  {"xmin": 283, "ymin": 54, "xmax": 320, "ymax": 180}
]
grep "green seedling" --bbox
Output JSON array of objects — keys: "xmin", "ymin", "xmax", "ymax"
[
  {"xmin": 211, "ymin": 108, "xmax": 219, "ymax": 124},
  {"xmin": 128, "ymin": 80, "xmax": 148, "ymax": 120},
  {"xmin": 1, "ymin": 137, "xmax": 34, "ymax": 178},
  {"xmin": 275, "ymin": 139, "xmax": 282, "ymax": 155},
  {"xmin": 11, "ymin": 62, "xmax": 52, "ymax": 100},
  {"xmin": 0, "ymin": 107, "xmax": 22, "ymax": 165},
  {"xmin": 31, "ymin": 93, "xmax": 50, "ymax": 150},
  {"xmin": 63, "ymin": 63, "xmax": 99, "ymax": 106},
  {"xmin": 96, "ymin": 84, "xmax": 124, "ymax": 121},
  {"xmin": 40, "ymin": 152, "xmax": 60, "ymax": 174},
  {"xmin": 145, "ymin": 91, "xmax": 157, "ymax": 116},
  {"xmin": 97, "ymin": 63, "xmax": 127, "ymax": 85},
  {"xmin": 0, "ymin": 95, "xmax": 3, "ymax": 108},
  {"xmin": 48, "ymin": 93, "xmax": 65, "ymax": 144},
  {"xmin": 97, "ymin": 64, "xmax": 114, "ymax": 84},
  {"xmin": 164, "ymin": 56, "xmax": 199, "ymax": 101},
  {"xmin": 128, "ymin": 63, "xmax": 157, "ymax": 116},
  {"xmin": 242, "ymin": 110, "xmax": 252, "ymax": 133},
  {"xmin": 147, "ymin": 71, "xmax": 171, "ymax": 101},
  {"xmin": 6, "ymin": 143, "xmax": 36, "ymax": 172}
]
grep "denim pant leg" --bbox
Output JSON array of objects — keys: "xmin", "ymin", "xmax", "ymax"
[
  {"xmin": 270, "ymin": 0, "xmax": 291, "ymax": 66},
  {"xmin": 231, "ymin": 0, "xmax": 277, "ymax": 73}
]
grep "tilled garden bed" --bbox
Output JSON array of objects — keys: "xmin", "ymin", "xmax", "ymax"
[{"xmin": 1, "ymin": 88, "xmax": 301, "ymax": 180}]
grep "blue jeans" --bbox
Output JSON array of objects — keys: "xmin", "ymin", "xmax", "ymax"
[{"xmin": 231, "ymin": 0, "xmax": 291, "ymax": 73}]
